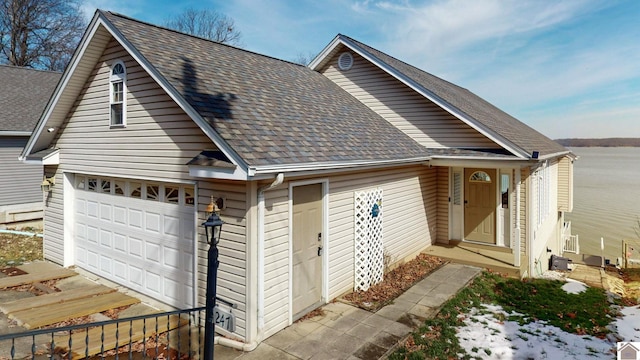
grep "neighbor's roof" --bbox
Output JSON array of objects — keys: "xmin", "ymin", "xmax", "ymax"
[
  {"xmin": 101, "ymin": 11, "xmax": 431, "ymax": 167},
  {"xmin": 0, "ymin": 65, "xmax": 60, "ymax": 133},
  {"xmin": 313, "ymin": 35, "xmax": 569, "ymax": 159}
]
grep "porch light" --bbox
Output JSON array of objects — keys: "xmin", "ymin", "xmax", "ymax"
[
  {"xmin": 41, "ymin": 176, "xmax": 55, "ymax": 192},
  {"xmin": 202, "ymin": 197, "xmax": 224, "ymax": 360}
]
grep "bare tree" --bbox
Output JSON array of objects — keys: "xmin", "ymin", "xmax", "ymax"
[
  {"xmin": 291, "ymin": 51, "xmax": 317, "ymax": 66},
  {"xmin": 0, "ymin": 0, "xmax": 85, "ymax": 71},
  {"xmin": 164, "ymin": 8, "xmax": 242, "ymax": 46}
]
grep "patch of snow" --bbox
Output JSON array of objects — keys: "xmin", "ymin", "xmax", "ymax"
[
  {"xmin": 561, "ymin": 279, "xmax": 588, "ymax": 294},
  {"xmin": 457, "ymin": 303, "xmax": 616, "ymax": 359},
  {"xmin": 540, "ymin": 271, "xmax": 567, "ymax": 281},
  {"xmin": 615, "ymin": 305, "xmax": 640, "ymax": 342}
]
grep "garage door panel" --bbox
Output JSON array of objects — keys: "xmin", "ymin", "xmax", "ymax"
[
  {"xmin": 129, "ymin": 237, "xmax": 143, "ymax": 258},
  {"xmin": 100, "ymin": 203, "xmax": 112, "ymax": 221},
  {"xmin": 100, "ymin": 229, "xmax": 112, "ymax": 248},
  {"xmin": 145, "ymin": 212, "xmax": 160, "ymax": 233},
  {"xmin": 114, "ymin": 233, "xmax": 127, "ymax": 253},
  {"xmin": 114, "ymin": 259, "xmax": 127, "ymax": 281},
  {"xmin": 146, "ymin": 242, "xmax": 160, "ymax": 262},
  {"xmin": 114, "ymin": 206, "xmax": 127, "ymax": 225},
  {"xmin": 76, "ymin": 199, "xmax": 86, "ymax": 216},
  {"xmin": 164, "ymin": 215, "xmax": 180, "ymax": 236},
  {"xmin": 129, "ymin": 209, "xmax": 142, "ymax": 229},
  {"xmin": 87, "ymin": 201, "xmax": 99, "ymax": 218},
  {"xmin": 164, "ymin": 246, "xmax": 180, "ymax": 269},
  {"xmin": 100, "ymin": 255, "xmax": 112, "ymax": 274},
  {"xmin": 87, "ymin": 226, "xmax": 99, "ymax": 244},
  {"xmin": 145, "ymin": 270, "xmax": 161, "ymax": 294},
  {"xmin": 130, "ymin": 265, "xmax": 143, "ymax": 287},
  {"xmin": 74, "ymin": 177, "xmax": 195, "ymax": 309}
]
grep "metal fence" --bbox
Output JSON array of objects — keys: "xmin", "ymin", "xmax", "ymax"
[{"xmin": 0, "ymin": 307, "xmax": 206, "ymax": 360}]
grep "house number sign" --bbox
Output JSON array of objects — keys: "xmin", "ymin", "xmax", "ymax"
[{"xmin": 214, "ymin": 306, "xmax": 236, "ymax": 332}]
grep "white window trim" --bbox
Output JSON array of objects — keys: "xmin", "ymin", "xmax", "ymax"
[{"xmin": 109, "ymin": 60, "xmax": 127, "ymax": 127}]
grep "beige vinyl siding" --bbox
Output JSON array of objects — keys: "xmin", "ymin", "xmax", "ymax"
[
  {"xmin": 436, "ymin": 166, "xmax": 449, "ymax": 243},
  {"xmin": 42, "ymin": 165, "xmax": 64, "ymax": 265},
  {"xmin": 197, "ymin": 180, "xmax": 248, "ymax": 340},
  {"xmin": 44, "ymin": 38, "xmax": 212, "ymax": 261},
  {"xmin": 327, "ymin": 165, "xmax": 436, "ymax": 299},
  {"xmin": 320, "ymin": 49, "xmax": 497, "ymax": 149},
  {"xmin": 53, "ymin": 38, "xmax": 211, "ymax": 180},
  {"xmin": 557, "ymin": 156, "xmax": 573, "ymax": 212},
  {"xmin": 0, "ymin": 137, "xmax": 42, "ymax": 206},
  {"xmin": 520, "ymin": 168, "xmax": 529, "ymax": 254},
  {"xmin": 262, "ymin": 186, "xmax": 290, "ymax": 338}
]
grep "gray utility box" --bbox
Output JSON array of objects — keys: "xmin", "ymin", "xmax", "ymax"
[{"xmin": 549, "ymin": 255, "xmax": 572, "ymax": 271}]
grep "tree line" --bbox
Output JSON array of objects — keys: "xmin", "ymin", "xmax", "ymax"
[{"xmin": 555, "ymin": 138, "xmax": 640, "ymax": 147}]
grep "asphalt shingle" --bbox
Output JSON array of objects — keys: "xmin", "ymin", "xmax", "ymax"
[
  {"xmin": 0, "ymin": 65, "xmax": 60, "ymax": 132},
  {"xmin": 102, "ymin": 12, "xmax": 431, "ymax": 167}
]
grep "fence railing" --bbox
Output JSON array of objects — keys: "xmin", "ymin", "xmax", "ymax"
[
  {"xmin": 0, "ymin": 306, "xmax": 206, "ymax": 359},
  {"xmin": 622, "ymin": 239, "xmax": 640, "ymax": 268},
  {"xmin": 562, "ymin": 221, "xmax": 580, "ymax": 254}
]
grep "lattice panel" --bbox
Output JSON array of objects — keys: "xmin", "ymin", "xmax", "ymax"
[{"xmin": 354, "ymin": 188, "xmax": 384, "ymax": 291}]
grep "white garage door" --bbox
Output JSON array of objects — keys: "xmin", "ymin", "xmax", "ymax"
[{"xmin": 73, "ymin": 175, "xmax": 195, "ymax": 309}]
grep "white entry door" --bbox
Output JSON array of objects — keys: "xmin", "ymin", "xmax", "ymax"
[
  {"xmin": 73, "ymin": 175, "xmax": 195, "ymax": 308},
  {"xmin": 291, "ymin": 183, "xmax": 323, "ymax": 318}
]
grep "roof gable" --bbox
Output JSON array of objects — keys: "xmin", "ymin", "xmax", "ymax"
[
  {"xmin": 100, "ymin": 12, "xmax": 430, "ymax": 170},
  {"xmin": 0, "ymin": 65, "xmax": 60, "ymax": 133},
  {"xmin": 311, "ymin": 35, "xmax": 569, "ymax": 159},
  {"xmin": 23, "ymin": 11, "xmax": 431, "ymax": 174}
]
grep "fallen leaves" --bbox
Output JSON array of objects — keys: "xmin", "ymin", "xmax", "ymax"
[{"xmin": 343, "ymin": 254, "xmax": 446, "ymax": 311}]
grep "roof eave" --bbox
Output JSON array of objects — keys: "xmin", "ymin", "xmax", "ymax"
[
  {"xmin": 313, "ymin": 35, "xmax": 531, "ymax": 160},
  {"xmin": 248, "ymin": 156, "xmax": 431, "ymax": 178},
  {"xmin": 19, "ymin": 11, "xmax": 104, "ymax": 162}
]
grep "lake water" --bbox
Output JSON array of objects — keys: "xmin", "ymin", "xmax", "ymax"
[{"xmin": 565, "ymin": 147, "xmax": 640, "ymax": 262}]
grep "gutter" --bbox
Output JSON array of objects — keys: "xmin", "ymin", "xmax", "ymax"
[
  {"xmin": 0, "ymin": 131, "xmax": 31, "ymax": 137},
  {"xmin": 249, "ymin": 157, "xmax": 430, "ymax": 177},
  {"xmin": 256, "ymin": 173, "xmax": 284, "ymax": 340}
]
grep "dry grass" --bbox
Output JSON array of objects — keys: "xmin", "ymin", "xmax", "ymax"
[{"xmin": 0, "ymin": 232, "xmax": 43, "ymax": 267}]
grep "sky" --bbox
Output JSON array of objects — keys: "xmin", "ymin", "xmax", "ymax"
[{"xmin": 79, "ymin": 0, "xmax": 640, "ymax": 139}]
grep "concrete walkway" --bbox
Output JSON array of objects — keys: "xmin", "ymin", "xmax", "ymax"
[{"xmin": 214, "ymin": 263, "xmax": 481, "ymax": 360}]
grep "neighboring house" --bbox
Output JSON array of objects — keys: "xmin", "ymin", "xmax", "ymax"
[
  {"xmin": 0, "ymin": 65, "xmax": 60, "ymax": 227},
  {"xmin": 20, "ymin": 11, "xmax": 574, "ymax": 347}
]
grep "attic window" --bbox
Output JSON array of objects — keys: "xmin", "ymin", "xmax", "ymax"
[
  {"xmin": 338, "ymin": 52, "xmax": 353, "ymax": 71},
  {"xmin": 110, "ymin": 61, "xmax": 127, "ymax": 127}
]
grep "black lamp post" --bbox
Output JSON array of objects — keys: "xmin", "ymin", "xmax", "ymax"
[{"xmin": 203, "ymin": 210, "xmax": 223, "ymax": 360}]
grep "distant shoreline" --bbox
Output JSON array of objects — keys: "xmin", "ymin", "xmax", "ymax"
[{"xmin": 555, "ymin": 138, "xmax": 640, "ymax": 147}]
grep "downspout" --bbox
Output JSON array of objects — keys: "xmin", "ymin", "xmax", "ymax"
[
  {"xmin": 256, "ymin": 173, "xmax": 284, "ymax": 339},
  {"xmin": 211, "ymin": 173, "xmax": 284, "ymax": 352}
]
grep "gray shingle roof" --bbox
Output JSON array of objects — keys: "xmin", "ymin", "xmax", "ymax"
[
  {"xmin": 340, "ymin": 35, "xmax": 568, "ymax": 158},
  {"xmin": 102, "ymin": 12, "xmax": 431, "ymax": 167},
  {"xmin": 0, "ymin": 65, "xmax": 60, "ymax": 132}
]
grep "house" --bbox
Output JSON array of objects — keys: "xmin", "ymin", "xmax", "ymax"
[
  {"xmin": 619, "ymin": 342, "xmax": 640, "ymax": 360},
  {"xmin": 20, "ymin": 10, "xmax": 574, "ymax": 348},
  {"xmin": 0, "ymin": 65, "xmax": 60, "ymax": 227}
]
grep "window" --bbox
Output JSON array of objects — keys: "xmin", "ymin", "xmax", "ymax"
[
  {"xmin": 110, "ymin": 61, "xmax": 126, "ymax": 126},
  {"xmin": 453, "ymin": 172, "xmax": 461, "ymax": 205},
  {"xmin": 469, "ymin": 171, "xmax": 491, "ymax": 182},
  {"xmin": 146, "ymin": 185, "xmax": 160, "ymax": 201},
  {"xmin": 501, "ymin": 173, "xmax": 510, "ymax": 209},
  {"xmin": 165, "ymin": 186, "xmax": 179, "ymax": 204}
]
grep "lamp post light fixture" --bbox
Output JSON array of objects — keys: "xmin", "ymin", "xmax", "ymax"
[{"xmin": 203, "ymin": 207, "xmax": 223, "ymax": 360}]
